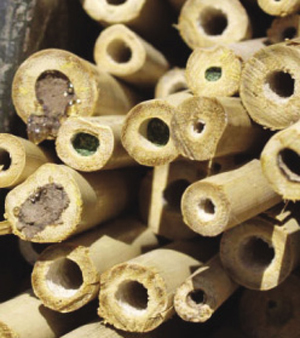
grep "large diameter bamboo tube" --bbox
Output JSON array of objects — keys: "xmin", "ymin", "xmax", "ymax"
[
  {"xmin": 261, "ymin": 121, "xmax": 300, "ymax": 200},
  {"xmin": 171, "ymin": 96, "xmax": 264, "ymax": 161},
  {"xmin": 178, "ymin": 0, "xmax": 252, "ymax": 49},
  {"xmin": 98, "ymin": 239, "xmax": 217, "ymax": 332},
  {"xmin": 32, "ymin": 217, "xmax": 158, "ymax": 312},
  {"xmin": 121, "ymin": 92, "xmax": 192, "ymax": 166},
  {"xmin": 56, "ymin": 116, "xmax": 136, "ymax": 172},
  {"xmin": 94, "ymin": 24, "xmax": 169, "ymax": 87},
  {"xmin": 258, "ymin": 0, "xmax": 300, "ymax": 16},
  {"xmin": 267, "ymin": 14, "xmax": 300, "ymax": 44},
  {"xmin": 12, "ymin": 49, "xmax": 138, "ymax": 144},
  {"xmin": 240, "ymin": 38, "xmax": 300, "ymax": 130},
  {"xmin": 181, "ymin": 159, "xmax": 282, "ymax": 237},
  {"xmin": 5, "ymin": 163, "xmax": 139, "ymax": 242},
  {"xmin": 174, "ymin": 255, "xmax": 239, "ymax": 323},
  {"xmin": 185, "ymin": 39, "xmax": 267, "ymax": 97}
]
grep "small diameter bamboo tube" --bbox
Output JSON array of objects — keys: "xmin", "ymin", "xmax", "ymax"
[
  {"xmin": 94, "ymin": 24, "xmax": 169, "ymax": 87},
  {"xmin": 154, "ymin": 68, "xmax": 188, "ymax": 98},
  {"xmin": 267, "ymin": 14, "xmax": 300, "ymax": 44},
  {"xmin": 56, "ymin": 116, "xmax": 136, "ymax": 172},
  {"xmin": 121, "ymin": 92, "xmax": 192, "ymax": 166},
  {"xmin": 185, "ymin": 38, "xmax": 267, "ymax": 97},
  {"xmin": 240, "ymin": 38, "xmax": 300, "ymax": 130},
  {"xmin": 171, "ymin": 96, "xmax": 264, "ymax": 161},
  {"xmin": 98, "ymin": 239, "xmax": 217, "ymax": 332},
  {"xmin": 18, "ymin": 239, "xmax": 49, "ymax": 266},
  {"xmin": 261, "ymin": 120, "xmax": 300, "ymax": 200},
  {"xmin": 32, "ymin": 217, "xmax": 158, "ymax": 312},
  {"xmin": 5, "ymin": 163, "xmax": 138, "ymax": 242},
  {"xmin": 178, "ymin": 0, "xmax": 252, "ymax": 49},
  {"xmin": 181, "ymin": 159, "xmax": 282, "ymax": 237},
  {"xmin": 12, "ymin": 49, "xmax": 138, "ymax": 144},
  {"xmin": 174, "ymin": 255, "xmax": 239, "ymax": 322},
  {"xmin": 239, "ymin": 275, "xmax": 300, "ymax": 338},
  {"xmin": 258, "ymin": 0, "xmax": 300, "ymax": 16},
  {"xmin": 0, "ymin": 133, "xmax": 54, "ymax": 188}
]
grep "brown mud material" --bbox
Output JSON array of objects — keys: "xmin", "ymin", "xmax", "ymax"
[{"xmin": 16, "ymin": 183, "xmax": 70, "ymax": 239}]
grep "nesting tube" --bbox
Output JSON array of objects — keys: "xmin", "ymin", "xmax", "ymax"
[
  {"xmin": 12, "ymin": 49, "xmax": 138, "ymax": 144},
  {"xmin": 174, "ymin": 255, "xmax": 239, "ymax": 323},
  {"xmin": 267, "ymin": 14, "xmax": 300, "ymax": 44},
  {"xmin": 258, "ymin": 0, "xmax": 300, "ymax": 16},
  {"xmin": 185, "ymin": 39, "xmax": 267, "ymax": 97},
  {"xmin": 18, "ymin": 239, "xmax": 49, "ymax": 266},
  {"xmin": 56, "ymin": 116, "xmax": 136, "ymax": 172},
  {"xmin": 94, "ymin": 24, "xmax": 169, "ymax": 87},
  {"xmin": 240, "ymin": 38, "xmax": 300, "ymax": 130},
  {"xmin": 155, "ymin": 68, "xmax": 188, "ymax": 98},
  {"xmin": 181, "ymin": 159, "xmax": 282, "ymax": 237},
  {"xmin": 171, "ymin": 96, "xmax": 265, "ymax": 161},
  {"xmin": 178, "ymin": 0, "xmax": 252, "ymax": 49},
  {"xmin": 5, "ymin": 163, "xmax": 138, "ymax": 242},
  {"xmin": 121, "ymin": 92, "xmax": 192, "ymax": 166}
]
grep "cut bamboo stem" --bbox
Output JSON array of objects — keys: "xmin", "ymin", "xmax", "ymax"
[
  {"xmin": 267, "ymin": 14, "xmax": 300, "ymax": 44},
  {"xmin": 185, "ymin": 38, "xmax": 267, "ymax": 97},
  {"xmin": 240, "ymin": 38, "xmax": 300, "ymax": 130},
  {"xmin": 56, "ymin": 116, "xmax": 136, "ymax": 172},
  {"xmin": 155, "ymin": 68, "xmax": 188, "ymax": 98},
  {"xmin": 174, "ymin": 255, "xmax": 239, "ymax": 322},
  {"xmin": 94, "ymin": 24, "xmax": 169, "ymax": 87},
  {"xmin": 12, "ymin": 49, "xmax": 138, "ymax": 144},
  {"xmin": 5, "ymin": 163, "xmax": 139, "ymax": 242},
  {"xmin": 171, "ymin": 96, "xmax": 265, "ymax": 161},
  {"xmin": 258, "ymin": 0, "xmax": 300, "ymax": 16},
  {"xmin": 18, "ymin": 239, "xmax": 49, "ymax": 266},
  {"xmin": 31, "ymin": 217, "xmax": 158, "ymax": 312},
  {"xmin": 181, "ymin": 159, "xmax": 282, "ymax": 237},
  {"xmin": 178, "ymin": 0, "xmax": 252, "ymax": 49}
]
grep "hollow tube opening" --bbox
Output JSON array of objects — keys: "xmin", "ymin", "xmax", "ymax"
[
  {"xmin": 199, "ymin": 7, "xmax": 228, "ymax": 36},
  {"xmin": 107, "ymin": 39, "xmax": 132, "ymax": 64},
  {"xmin": 205, "ymin": 67, "xmax": 222, "ymax": 82},
  {"xmin": 187, "ymin": 289, "xmax": 206, "ymax": 306},
  {"xmin": 265, "ymin": 71, "xmax": 295, "ymax": 98},
  {"xmin": 72, "ymin": 132, "xmax": 100, "ymax": 156},
  {"xmin": 198, "ymin": 198, "xmax": 216, "ymax": 222},
  {"xmin": 140, "ymin": 118, "xmax": 170, "ymax": 147},
  {"xmin": 0, "ymin": 149, "xmax": 11, "ymax": 171},
  {"xmin": 192, "ymin": 119, "xmax": 206, "ymax": 135},
  {"xmin": 163, "ymin": 179, "xmax": 190, "ymax": 211},
  {"xmin": 282, "ymin": 27, "xmax": 297, "ymax": 40},
  {"xmin": 106, "ymin": 0, "xmax": 127, "ymax": 4},
  {"xmin": 278, "ymin": 148, "xmax": 300, "ymax": 182}
]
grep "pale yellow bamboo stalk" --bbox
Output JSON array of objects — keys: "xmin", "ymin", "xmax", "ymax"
[
  {"xmin": 94, "ymin": 24, "xmax": 169, "ymax": 87},
  {"xmin": 12, "ymin": 49, "xmax": 138, "ymax": 144},
  {"xmin": 121, "ymin": 92, "xmax": 192, "ymax": 166},
  {"xmin": 174, "ymin": 255, "xmax": 239, "ymax": 322},
  {"xmin": 56, "ymin": 116, "xmax": 136, "ymax": 172},
  {"xmin": 240, "ymin": 38, "xmax": 300, "ymax": 130},
  {"xmin": 178, "ymin": 0, "xmax": 252, "ymax": 49},
  {"xmin": 258, "ymin": 0, "xmax": 300, "ymax": 16},
  {"xmin": 5, "ymin": 163, "xmax": 138, "ymax": 242},
  {"xmin": 171, "ymin": 96, "xmax": 265, "ymax": 161},
  {"xmin": 0, "ymin": 220, "xmax": 12, "ymax": 235},
  {"xmin": 185, "ymin": 38, "xmax": 267, "ymax": 97},
  {"xmin": 98, "ymin": 239, "xmax": 217, "ymax": 332},
  {"xmin": 267, "ymin": 14, "xmax": 300, "ymax": 43},
  {"xmin": 154, "ymin": 68, "xmax": 188, "ymax": 98},
  {"xmin": 181, "ymin": 159, "xmax": 282, "ymax": 237},
  {"xmin": 18, "ymin": 239, "xmax": 49, "ymax": 266},
  {"xmin": 31, "ymin": 217, "xmax": 158, "ymax": 312}
]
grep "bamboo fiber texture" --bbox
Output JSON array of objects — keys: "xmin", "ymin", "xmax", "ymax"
[{"xmin": 154, "ymin": 68, "xmax": 188, "ymax": 98}]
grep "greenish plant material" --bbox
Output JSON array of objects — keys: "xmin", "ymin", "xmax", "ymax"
[
  {"xmin": 146, "ymin": 118, "xmax": 170, "ymax": 146},
  {"xmin": 72, "ymin": 132, "xmax": 100, "ymax": 156},
  {"xmin": 205, "ymin": 67, "xmax": 222, "ymax": 82}
]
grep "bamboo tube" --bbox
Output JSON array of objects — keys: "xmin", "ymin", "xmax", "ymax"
[
  {"xmin": 185, "ymin": 38, "xmax": 267, "ymax": 97},
  {"xmin": 181, "ymin": 159, "xmax": 282, "ymax": 237},
  {"xmin": 267, "ymin": 14, "xmax": 300, "ymax": 44},
  {"xmin": 171, "ymin": 96, "xmax": 265, "ymax": 161},
  {"xmin": 258, "ymin": 0, "xmax": 300, "ymax": 16},
  {"xmin": 94, "ymin": 24, "xmax": 169, "ymax": 87},
  {"xmin": 98, "ymin": 239, "xmax": 217, "ymax": 332},
  {"xmin": 240, "ymin": 38, "xmax": 300, "ymax": 130},
  {"xmin": 239, "ymin": 274, "xmax": 300, "ymax": 338},
  {"xmin": 178, "ymin": 0, "xmax": 252, "ymax": 49},
  {"xmin": 121, "ymin": 92, "xmax": 192, "ymax": 166},
  {"xmin": 18, "ymin": 240, "xmax": 49, "ymax": 266},
  {"xmin": 56, "ymin": 116, "xmax": 136, "ymax": 172},
  {"xmin": 0, "ymin": 133, "xmax": 54, "ymax": 188},
  {"xmin": 31, "ymin": 217, "xmax": 158, "ymax": 312},
  {"xmin": 260, "ymin": 120, "xmax": 300, "ymax": 200},
  {"xmin": 5, "ymin": 163, "xmax": 139, "ymax": 242},
  {"xmin": 12, "ymin": 49, "xmax": 138, "ymax": 144},
  {"xmin": 154, "ymin": 68, "xmax": 188, "ymax": 98},
  {"xmin": 174, "ymin": 255, "xmax": 239, "ymax": 322}
]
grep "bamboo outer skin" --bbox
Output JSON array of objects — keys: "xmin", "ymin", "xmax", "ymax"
[
  {"xmin": 267, "ymin": 14, "xmax": 300, "ymax": 44},
  {"xmin": 258, "ymin": 0, "xmax": 300, "ymax": 16},
  {"xmin": 154, "ymin": 68, "xmax": 188, "ymax": 98}
]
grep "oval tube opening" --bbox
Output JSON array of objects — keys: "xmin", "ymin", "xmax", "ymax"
[
  {"xmin": 140, "ymin": 118, "xmax": 170, "ymax": 147},
  {"xmin": 199, "ymin": 7, "xmax": 228, "ymax": 36},
  {"xmin": 198, "ymin": 198, "xmax": 216, "ymax": 222},
  {"xmin": 278, "ymin": 148, "xmax": 300, "ymax": 182},
  {"xmin": 107, "ymin": 39, "xmax": 132, "ymax": 64},
  {"xmin": 0, "ymin": 149, "xmax": 11, "ymax": 171},
  {"xmin": 205, "ymin": 67, "xmax": 222, "ymax": 82},
  {"xmin": 72, "ymin": 132, "xmax": 100, "ymax": 156},
  {"xmin": 265, "ymin": 71, "xmax": 295, "ymax": 98}
]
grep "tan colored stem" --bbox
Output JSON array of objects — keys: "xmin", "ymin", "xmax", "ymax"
[
  {"xmin": 267, "ymin": 14, "xmax": 300, "ymax": 43},
  {"xmin": 171, "ymin": 96, "xmax": 265, "ymax": 161},
  {"xmin": 240, "ymin": 38, "xmax": 300, "ymax": 130},
  {"xmin": 5, "ymin": 163, "xmax": 138, "ymax": 242},
  {"xmin": 181, "ymin": 159, "xmax": 282, "ymax": 237},
  {"xmin": 258, "ymin": 0, "xmax": 300, "ymax": 16},
  {"xmin": 155, "ymin": 68, "xmax": 188, "ymax": 98},
  {"xmin": 18, "ymin": 240, "xmax": 49, "ymax": 266},
  {"xmin": 178, "ymin": 0, "xmax": 252, "ymax": 49},
  {"xmin": 56, "ymin": 116, "xmax": 136, "ymax": 172},
  {"xmin": 121, "ymin": 92, "xmax": 192, "ymax": 166},
  {"xmin": 174, "ymin": 255, "xmax": 238, "ymax": 322},
  {"xmin": 94, "ymin": 24, "xmax": 169, "ymax": 87},
  {"xmin": 0, "ymin": 221, "xmax": 12, "ymax": 236}
]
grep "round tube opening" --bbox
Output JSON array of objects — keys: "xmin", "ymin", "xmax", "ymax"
[
  {"xmin": 163, "ymin": 179, "xmax": 190, "ymax": 211},
  {"xmin": 199, "ymin": 7, "xmax": 228, "ymax": 36},
  {"xmin": 205, "ymin": 67, "xmax": 222, "ymax": 82},
  {"xmin": 187, "ymin": 289, "xmax": 206, "ymax": 306},
  {"xmin": 192, "ymin": 119, "xmax": 206, "ymax": 135},
  {"xmin": 0, "ymin": 149, "xmax": 11, "ymax": 171},
  {"xmin": 106, "ymin": 0, "xmax": 127, "ymax": 4},
  {"xmin": 107, "ymin": 39, "xmax": 132, "ymax": 64},
  {"xmin": 140, "ymin": 118, "xmax": 170, "ymax": 147},
  {"xmin": 278, "ymin": 148, "xmax": 300, "ymax": 182},
  {"xmin": 72, "ymin": 132, "xmax": 100, "ymax": 156},
  {"xmin": 198, "ymin": 198, "xmax": 216, "ymax": 222},
  {"xmin": 265, "ymin": 71, "xmax": 295, "ymax": 98}
]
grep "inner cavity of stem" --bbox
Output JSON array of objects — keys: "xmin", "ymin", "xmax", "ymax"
[
  {"xmin": 278, "ymin": 148, "xmax": 300, "ymax": 182},
  {"xmin": 140, "ymin": 118, "xmax": 170, "ymax": 146},
  {"xmin": 187, "ymin": 289, "xmax": 206, "ymax": 306},
  {"xmin": 205, "ymin": 67, "xmax": 222, "ymax": 82},
  {"xmin": 198, "ymin": 198, "xmax": 216, "ymax": 222},
  {"xmin": 106, "ymin": 0, "xmax": 127, "ymax": 4},
  {"xmin": 199, "ymin": 7, "xmax": 228, "ymax": 36},
  {"xmin": 282, "ymin": 27, "xmax": 297, "ymax": 40},
  {"xmin": 264, "ymin": 70, "xmax": 295, "ymax": 99},
  {"xmin": 0, "ymin": 149, "xmax": 11, "ymax": 171},
  {"xmin": 72, "ymin": 132, "xmax": 100, "ymax": 156},
  {"xmin": 192, "ymin": 119, "xmax": 206, "ymax": 135},
  {"xmin": 107, "ymin": 39, "xmax": 132, "ymax": 63}
]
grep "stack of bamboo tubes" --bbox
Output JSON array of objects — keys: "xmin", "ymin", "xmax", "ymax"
[{"xmin": 2, "ymin": 0, "xmax": 300, "ymax": 337}]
